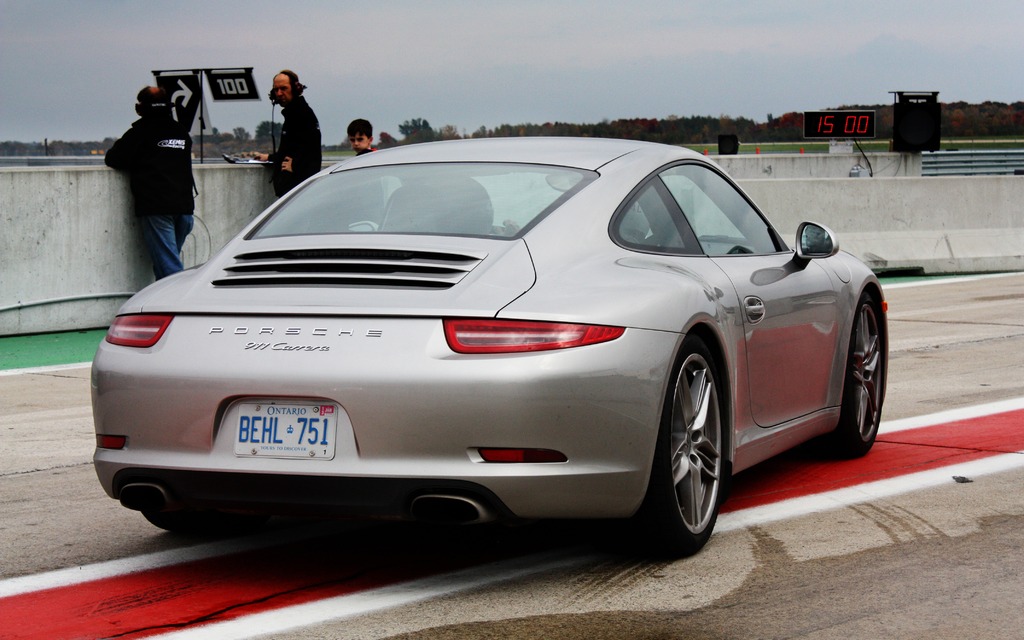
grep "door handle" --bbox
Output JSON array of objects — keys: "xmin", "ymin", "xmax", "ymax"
[{"xmin": 744, "ymin": 296, "xmax": 766, "ymax": 324}]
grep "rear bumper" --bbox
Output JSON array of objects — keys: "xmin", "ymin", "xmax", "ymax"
[
  {"xmin": 92, "ymin": 317, "xmax": 682, "ymax": 520},
  {"xmin": 110, "ymin": 467, "xmax": 518, "ymax": 522}
]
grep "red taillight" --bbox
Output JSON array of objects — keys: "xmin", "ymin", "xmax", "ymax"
[
  {"xmin": 478, "ymin": 448, "xmax": 568, "ymax": 463},
  {"xmin": 106, "ymin": 315, "xmax": 173, "ymax": 347},
  {"xmin": 443, "ymin": 319, "xmax": 624, "ymax": 354},
  {"xmin": 96, "ymin": 435, "xmax": 127, "ymax": 450}
]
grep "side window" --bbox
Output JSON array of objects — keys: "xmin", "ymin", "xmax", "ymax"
[
  {"xmin": 612, "ymin": 180, "xmax": 700, "ymax": 254},
  {"xmin": 660, "ymin": 164, "xmax": 782, "ymax": 256}
]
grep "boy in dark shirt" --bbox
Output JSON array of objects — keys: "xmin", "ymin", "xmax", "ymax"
[{"xmin": 347, "ymin": 119, "xmax": 377, "ymax": 155}]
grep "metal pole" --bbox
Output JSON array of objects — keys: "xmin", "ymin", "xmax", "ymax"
[{"xmin": 196, "ymin": 69, "xmax": 205, "ymax": 163}]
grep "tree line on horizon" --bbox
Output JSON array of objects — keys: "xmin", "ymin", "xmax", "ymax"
[{"xmin": 3, "ymin": 100, "xmax": 1023, "ymax": 157}]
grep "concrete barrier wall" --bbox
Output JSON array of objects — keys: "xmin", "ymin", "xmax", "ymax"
[
  {"xmin": 1, "ymin": 157, "xmax": 1021, "ymax": 336},
  {"xmin": 738, "ymin": 175, "xmax": 1024, "ymax": 275},
  {"xmin": 715, "ymin": 152, "xmax": 922, "ymax": 179},
  {"xmin": 1, "ymin": 165, "xmax": 276, "ymax": 337}
]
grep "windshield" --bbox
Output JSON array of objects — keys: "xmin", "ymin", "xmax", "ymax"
[{"xmin": 251, "ymin": 163, "xmax": 597, "ymax": 239}]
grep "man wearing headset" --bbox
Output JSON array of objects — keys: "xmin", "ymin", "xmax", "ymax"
[
  {"xmin": 255, "ymin": 69, "xmax": 322, "ymax": 197},
  {"xmin": 105, "ymin": 86, "xmax": 195, "ymax": 280}
]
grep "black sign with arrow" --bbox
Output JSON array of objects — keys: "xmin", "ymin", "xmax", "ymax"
[{"xmin": 153, "ymin": 72, "xmax": 205, "ymax": 133}]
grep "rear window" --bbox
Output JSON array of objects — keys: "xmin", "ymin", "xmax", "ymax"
[{"xmin": 251, "ymin": 163, "xmax": 596, "ymax": 239}]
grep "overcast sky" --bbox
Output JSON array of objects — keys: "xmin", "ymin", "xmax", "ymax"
[{"xmin": 2, "ymin": 0, "xmax": 1023, "ymax": 145}]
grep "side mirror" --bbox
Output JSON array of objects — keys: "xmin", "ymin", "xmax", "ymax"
[{"xmin": 795, "ymin": 221, "xmax": 839, "ymax": 259}]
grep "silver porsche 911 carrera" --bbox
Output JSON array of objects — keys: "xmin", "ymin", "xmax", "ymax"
[{"xmin": 92, "ymin": 137, "xmax": 887, "ymax": 557}]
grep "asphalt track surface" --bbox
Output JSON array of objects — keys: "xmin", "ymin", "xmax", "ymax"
[{"xmin": 1, "ymin": 273, "xmax": 1023, "ymax": 639}]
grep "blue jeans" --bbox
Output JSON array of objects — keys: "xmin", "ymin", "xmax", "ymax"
[{"xmin": 140, "ymin": 214, "xmax": 194, "ymax": 279}]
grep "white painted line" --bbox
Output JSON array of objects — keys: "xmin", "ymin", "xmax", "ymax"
[
  {"xmin": 879, "ymin": 396, "xmax": 1024, "ymax": 434},
  {"xmin": 881, "ymin": 272, "xmax": 1022, "ymax": 290},
  {"xmin": 0, "ymin": 362, "xmax": 91, "ymax": 376},
  {"xmin": 0, "ymin": 521, "xmax": 362, "ymax": 599},
  {"xmin": 717, "ymin": 452, "xmax": 1024, "ymax": 533},
  {"xmin": 149, "ymin": 551, "xmax": 600, "ymax": 640}
]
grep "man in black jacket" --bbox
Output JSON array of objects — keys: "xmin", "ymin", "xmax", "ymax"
[
  {"xmin": 105, "ymin": 86, "xmax": 195, "ymax": 279},
  {"xmin": 256, "ymin": 69, "xmax": 322, "ymax": 196}
]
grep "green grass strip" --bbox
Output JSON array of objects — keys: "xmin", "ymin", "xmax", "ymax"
[{"xmin": 0, "ymin": 329, "xmax": 107, "ymax": 370}]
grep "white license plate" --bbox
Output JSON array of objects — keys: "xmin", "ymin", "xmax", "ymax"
[{"xmin": 234, "ymin": 401, "xmax": 338, "ymax": 459}]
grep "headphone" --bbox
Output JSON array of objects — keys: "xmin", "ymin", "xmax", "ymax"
[
  {"xmin": 136, "ymin": 102, "xmax": 171, "ymax": 116},
  {"xmin": 268, "ymin": 69, "xmax": 305, "ymax": 104}
]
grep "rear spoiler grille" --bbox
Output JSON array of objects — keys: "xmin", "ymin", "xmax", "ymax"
[{"xmin": 212, "ymin": 248, "xmax": 485, "ymax": 289}]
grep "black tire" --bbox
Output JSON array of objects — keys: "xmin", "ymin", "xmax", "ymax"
[
  {"xmin": 142, "ymin": 509, "xmax": 270, "ymax": 536},
  {"xmin": 829, "ymin": 291, "xmax": 886, "ymax": 458},
  {"xmin": 634, "ymin": 334, "xmax": 728, "ymax": 558}
]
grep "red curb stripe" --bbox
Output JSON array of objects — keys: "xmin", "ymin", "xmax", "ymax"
[
  {"xmin": 0, "ymin": 538, "xmax": 522, "ymax": 640},
  {"xmin": 2, "ymin": 409, "xmax": 1021, "ymax": 639},
  {"xmin": 722, "ymin": 409, "xmax": 1024, "ymax": 512}
]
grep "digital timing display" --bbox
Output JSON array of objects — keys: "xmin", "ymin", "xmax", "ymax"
[{"xmin": 803, "ymin": 110, "xmax": 876, "ymax": 139}]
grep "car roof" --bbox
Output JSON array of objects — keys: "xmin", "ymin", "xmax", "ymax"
[{"xmin": 330, "ymin": 136, "xmax": 704, "ymax": 172}]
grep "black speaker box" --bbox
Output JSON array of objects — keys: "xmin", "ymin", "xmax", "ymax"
[
  {"xmin": 893, "ymin": 92, "xmax": 941, "ymax": 152},
  {"xmin": 718, "ymin": 134, "xmax": 739, "ymax": 155}
]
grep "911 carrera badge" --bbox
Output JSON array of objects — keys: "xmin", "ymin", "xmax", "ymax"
[{"xmin": 244, "ymin": 342, "xmax": 331, "ymax": 352}]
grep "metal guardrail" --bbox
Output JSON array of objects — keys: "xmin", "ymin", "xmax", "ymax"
[{"xmin": 922, "ymin": 150, "xmax": 1024, "ymax": 176}]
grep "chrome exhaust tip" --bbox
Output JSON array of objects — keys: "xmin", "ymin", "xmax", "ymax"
[
  {"xmin": 410, "ymin": 494, "xmax": 497, "ymax": 525},
  {"xmin": 119, "ymin": 482, "xmax": 182, "ymax": 512}
]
